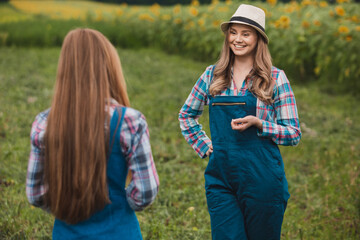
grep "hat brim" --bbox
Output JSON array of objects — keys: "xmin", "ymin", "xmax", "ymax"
[{"xmin": 220, "ymin": 21, "xmax": 269, "ymax": 44}]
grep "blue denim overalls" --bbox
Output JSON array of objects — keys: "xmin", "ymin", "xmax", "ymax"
[
  {"xmin": 205, "ymin": 91, "xmax": 290, "ymax": 239},
  {"xmin": 52, "ymin": 107, "xmax": 143, "ymax": 240}
]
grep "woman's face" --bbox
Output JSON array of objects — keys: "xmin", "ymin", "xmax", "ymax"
[{"xmin": 227, "ymin": 24, "xmax": 258, "ymax": 58}]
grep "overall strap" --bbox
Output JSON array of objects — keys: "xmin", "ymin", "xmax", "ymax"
[{"xmin": 109, "ymin": 106, "xmax": 126, "ymax": 155}]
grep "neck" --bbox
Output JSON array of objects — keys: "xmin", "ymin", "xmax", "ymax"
[{"xmin": 233, "ymin": 55, "xmax": 254, "ymax": 73}]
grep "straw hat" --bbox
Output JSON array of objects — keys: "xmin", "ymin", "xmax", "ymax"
[{"xmin": 220, "ymin": 4, "xmax": 269, "ymax": 43}]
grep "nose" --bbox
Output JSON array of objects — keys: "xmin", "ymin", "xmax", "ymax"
[{"xmin": 235, "ymin": 34, "xmax": 243, "ymax": 43}]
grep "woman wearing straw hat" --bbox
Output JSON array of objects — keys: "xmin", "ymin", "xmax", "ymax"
[{"xmin": 179, "ymin": 4, "xmax": 301, "ymax": 239}]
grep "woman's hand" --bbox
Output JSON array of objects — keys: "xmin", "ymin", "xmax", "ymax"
[
  {"xmin": 231, "ymin": 116, "xmax": 263, "ymax": 132},
  {"xmin": 206, "ymin": 145, "xmax": 213, "ymax": 157}
]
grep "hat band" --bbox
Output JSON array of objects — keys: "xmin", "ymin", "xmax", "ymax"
[{"xmin": 229, "ymin": 16, "xmax": 265, "ymax": 33}]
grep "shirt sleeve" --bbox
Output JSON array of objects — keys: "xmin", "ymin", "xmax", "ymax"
[
  {"xmin": 120, "ymin": 108, "xmax": 159, "ymax": 211},
  {"xmin": 178, "ymin": 65, "xmax": 213, "ymax": 158},
  {"xmin": 26, "ymin": 111, "xmax": 48, "ymax": 209},
  {"xmin": 258, "ymin": 70, "xmax": 302, "ymax": 146}
]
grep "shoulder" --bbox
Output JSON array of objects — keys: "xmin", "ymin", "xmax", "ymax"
[
  {"xmin": 196, "ymin": 65, "xmax": 216, "ymax": 90},
  {"xmin": 122, "ymin": 107, "xmax": 146, "ymax": 123},
  {"xmin": 200, "ymin": 65, "xmax": 216, "ymax": 81},
  {"xmin": 31, "ymin": 109, "xmax": 50, "ymax": 147},
  {"xmin": 205, "ymin": 65, "xmax": 216, "ymax": 80},
  {"xmin": 271, "ymin": 66, "xmax": 290, "ymax": 86},
  {"xmin": 206, "ymin": 65, "xmax": 216, "ymax": 74},
  {"xmin": 115, "ymin": 106, "xmax": 148, "ymax": 133},
  {"xmin": 32, "ymin": 109, "xmax": 50, "ymax": 132}
]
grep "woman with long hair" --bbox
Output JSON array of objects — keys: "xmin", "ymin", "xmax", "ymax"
[
  {"xmin": 26, "ymin": 28, "xmax": 159, "ymax": 239},
  {"xmin": 179, "ymin": 4, "xmax": 301, "ymax": 239}
]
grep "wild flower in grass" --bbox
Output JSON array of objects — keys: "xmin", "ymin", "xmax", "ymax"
[
  {"xmin": 338, "ymin": 25, "xmax": 349, "ymax": 33},
  {"xmin": 345, "ymin": 68, "xmax": 350, "ymax": 77},
  {"xmin": 218, "ymin": 7, "xmax": 229, "ymax": 13},
  {"xmin": 313, "ymin": 20, "xmax": 321, "ymax": 26},
  {"xmin": 302, "ymin": 20, "xmax": 310, "ymax": 28},
  {"xmin": 314, "ymin": 66, "xmax": 321, "ymax": 76},
  {"xmin": 95, "ymin": 11, "xmax": 103, "ymax": 21},
  {"xmin": 150, "ymin": 3, "xmax": 160, "ymax": 17},
  {"xmin": 187, "ymin": 206, "xmax": 195, "ymax": 212},
  {"xmin": 225, "ymin": 0, "xmax": 232, "ymax": 5},
  {"xmin": 284, "ymin": 6, "xmax": 296, "ymax": 13},
  {"xmin": 335, "ymin": 6, "xmax": 345, "ymax": 16},
  {"xmin": 351, "ymin": 15, "xmax": 359, "ymax": 23},
  {"xmin": 174, "ymin": 18, "xmax": 182, "ymax": 24},
  {"xmin": 301, "ymin": 0, "xmax": 313, "ymax": 7},
  {"xmin": 161, "ymin": 14, "xmax": 171, "ymax": 21},
  {"xmin": 212, "ymin": 20, "xmax": 221, "ymax": 28},
  {"xmin": 185, "ymin": 21, "xmax": 195, "ymax": 30},
  {"xmin": 278, "ymin": 16, "xmax": 290, "ymax": 28},
  {"xmin": 189, "ymin": 7, "xmax": 199, "ymax": 17},
  {"xmin": 173, "ymin": 4, "xmax": 181, "ymax": 15},
  {"xmin": 27, "ymin": 97, "xmax": 37, "ymax": 103},
  {"xmin": 276, "ymin": 15, "xmax": 290, "ymax": 29},
  {"xmin": 139, "ymin": 13, "xmax": 155, "ymax": 22},
  {"xmin": 116, "ymin": 9, "xmax": 123, "ymax": 16},
  {"xmin": 198, "ymin": 18, "xmax": 205, "ymax": 27},
  {"xmin": 336, "ymin": 0, "xmax": 349, "ymax": 3},
  {"xmin": 191, "ymin": 0, "xmax": 200, "ymax": 7},
  {"xmin": 329, "ymin": 10, "xmax": 335, "ymax": 17},
  {"xmin": 267, "ymin": 0, "xmax": 277, "ymax": 6},
  {"xmin": 211, "ymin": 0, "xmax": 220, "ymax": 6},
  {"xmin": 345, "ymin": 35, "xmax": 352, "ymax": 42},
  {"xmin": 356, "ymin": 26, "xmax": 360, "ymax": 31},
  {"xmin": 319, "ymin": 1, "xmax": 328, "ymax": 7},
  {"xmin": 273, "ymin": 21, "xmax": 280, "ymax": 29}
]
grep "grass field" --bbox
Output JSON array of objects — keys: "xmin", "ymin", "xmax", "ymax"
[{"xmin": 0, "ymin": 47, "xmax": 359, "ymax": 239}]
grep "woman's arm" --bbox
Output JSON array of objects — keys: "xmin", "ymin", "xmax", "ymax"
[
  {"xmin": 178, "ymin": 66, "xmax": 214, "ymax": 158},
  {"xmin": 121, "ymin": 109, "xmax": 159, "ymax": 211},
  {"xmin": 258, "ymin": 70, "xmax": 301, "ymax": 146},
  {"xmin": 26, "ymin": 111, "xmax": 48, "ymax": 209}
]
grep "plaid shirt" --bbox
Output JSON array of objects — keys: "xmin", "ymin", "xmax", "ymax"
[
  {"xmin": 26, "ymin": 99, "xmax": 159, "ymax": 211},
  {"xmin": 179, "ymin": 65, "xmax": 301, "ymax": 158}
]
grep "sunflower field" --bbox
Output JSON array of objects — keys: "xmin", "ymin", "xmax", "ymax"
[{"xmin": 0, "ymin": 0, "xmax": 359, "ymax": 91}]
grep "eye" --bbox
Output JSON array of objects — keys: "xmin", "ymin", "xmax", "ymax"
[{"xmin": 230, "ymin": 30, "xmax": 236, "ymax": 35}]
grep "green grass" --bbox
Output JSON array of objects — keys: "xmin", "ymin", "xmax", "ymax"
[{"xmin": 0, "ymin": 47, "xmax": 359, "ymax": 239}]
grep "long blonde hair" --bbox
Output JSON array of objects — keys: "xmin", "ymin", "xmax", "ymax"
[
  {"xmin": 209, "ymin": 26, "xmax": 274, "ymax": 104},
  {"xmin": 44, "ymin": 28, "xmax": 130, "ymax": 224}
]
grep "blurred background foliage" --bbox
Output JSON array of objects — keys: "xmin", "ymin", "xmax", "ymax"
[{"xmin": 0, "ymin": 0, "xmax": 359, "ymax": 93}]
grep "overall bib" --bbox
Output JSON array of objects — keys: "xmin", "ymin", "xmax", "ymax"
[
  {"xmin": 53, "ymin": 107, "xmax": 143, "ymax": 240},
  {"xmin": 205, "ymin": 93, "xmax": 290, "ymax": 240}
]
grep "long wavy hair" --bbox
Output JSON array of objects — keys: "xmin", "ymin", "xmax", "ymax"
[
  {"xmin": 44, "ymin": 28, "xmax": 130, "ymax": 224},
  {"xmin": 209, "ymin": 24, "xmax": 274, "ymax": 104}
]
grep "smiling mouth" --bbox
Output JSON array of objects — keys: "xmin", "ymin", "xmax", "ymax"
[{"xmin": 234, "ymin": 44, "xmax": 246, "ymax": 49}]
